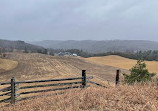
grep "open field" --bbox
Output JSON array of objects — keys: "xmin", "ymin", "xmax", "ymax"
[
  {"xmin": 85, "ymin": 55, "xmax": 158, "ymax": 74},
  {"xmin": 0, "ymin": 59, "xmax": 18, "ymax": 73},
  {"xmin": 0, "ymin": 53, "xmax": 128, "ymax": 107},
  {"xmin": 0, "ymin": 53, "xmax": 158, "ymax": 111},
  {"xmin": 0, "ymin": 53, "xmax": 128, "ymax": 83},
  {"xmin": 1, "ymin": 83, "xmax": 158, "ymax": 111}
]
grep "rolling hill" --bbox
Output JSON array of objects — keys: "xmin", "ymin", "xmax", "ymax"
[
  {"xmin": 1, "ymin": 53, "xmax": 158, "ymax": 83},
  {"xmin": 0, "ymin": 53, "xmax": 158, "ymax": 111},
  {"xmin": 30, "ymin": 40, "xmax": 158, "ymax": 53},
  {"xmin": 85, "ymin": 55, "xmax": 158, "ymax": 74},
  {"xmin": 0, "ymin": 39, "xmax": 44, "ymax": 51},
  {"xmin": 0, "ymin": 53, "xmax": 128, "ymax": 83}
]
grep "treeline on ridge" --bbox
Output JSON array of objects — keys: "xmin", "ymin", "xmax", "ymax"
[
  {"xmin": 1, "ymin": 45, "xmax": 158, "ymax": 61},
  {"xmin": 92, "ymin": 50, "xmax": 158, "ymax": 61},
  {"xmin": 30, "ymin": 48, "xmax": 158, "ymax": 61}
]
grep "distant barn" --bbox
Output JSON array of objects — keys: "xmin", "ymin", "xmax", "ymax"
[
  {"xmin": 72, "ymin": 53, "xmax": 77, "ymax": 56},
  {"xmin": 57, "ymin": 52, "xmax": 77, "ymax": 57}
]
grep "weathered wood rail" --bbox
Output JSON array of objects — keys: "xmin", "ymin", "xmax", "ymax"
[
  {"xmin": 0, "ymin": 69, "xmax": 120, "ymax": 104},
  {"xmin": 0, "ymin": 70, "xmax": 94, "ymax": 104},
  {"xmin": 89, "ymin": 81, "xmax": 107, "ymax": 88}
]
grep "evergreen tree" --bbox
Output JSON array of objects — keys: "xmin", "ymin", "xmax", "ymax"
[
  {"xmin": 24, "ymin": 47, "xmax": 29, "ymax": 53},
  {"xmin": 43, "ymin": 49, "xmax": 48, "ymax": 54},
  {"xmin": 123, "ymin": 60, "xmax": 156, "ymax": 84},
  {"xmin": 0, "ymin": 48, "xmax": 2, "ymax": 55}
]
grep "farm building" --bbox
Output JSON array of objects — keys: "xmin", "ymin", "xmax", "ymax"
[{"xmin": 57, "ymin": 52, "xmax": 77, "ymax": 57}]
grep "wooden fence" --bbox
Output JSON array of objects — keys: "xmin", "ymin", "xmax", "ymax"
[
  {"xmin": 0, "ymin": 70, "xmax": 120, "ymax": 104},
  {"xmin": 0, "ymin": 70, "xmax": 94, "ymax": 104}
]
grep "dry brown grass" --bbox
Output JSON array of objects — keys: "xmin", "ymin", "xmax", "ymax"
[
  {"xmin": 0, "ymin": 53, "xmax": 158, "ymax": 111},
  {"xmin": 0, "ymin": 58, "xmax": 18, "ymax": 73},
  {"xmin": 0, "ymin": 53, "xmax": 128, "ymax": 83},
  {"xmin": 0, "ymin": 76, "xmax": 112, "ymax": 107},
  {"xmin": 0, "ymin": 83, "xmax": 158, "ymax": 111},
  {"xmin": 86, "ymin": 55, "xmax": 158, "ymax": 74}
]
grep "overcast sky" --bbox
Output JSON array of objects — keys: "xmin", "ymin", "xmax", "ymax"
[{"xmin": 0, "ymin": 0, "xmax": 158, "ymax": 41}]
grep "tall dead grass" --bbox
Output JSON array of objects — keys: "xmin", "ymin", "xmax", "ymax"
[{"xmin": 1, "ymin": 83, "xmax": 158, "ymax": 111}]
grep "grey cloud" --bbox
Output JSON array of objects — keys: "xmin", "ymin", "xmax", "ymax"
[{"xmin": 0, "ymin": 0, "xmax": 158, "ymax": 41}]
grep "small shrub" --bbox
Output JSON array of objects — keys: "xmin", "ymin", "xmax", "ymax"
[{"xmin": 123, "ymin": 60, "xmax": 156, "ymax": 84}]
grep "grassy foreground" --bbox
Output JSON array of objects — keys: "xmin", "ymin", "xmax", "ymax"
[{"xmin": 1, "ymin": 84, "xmax": 158, "ymax": 111}]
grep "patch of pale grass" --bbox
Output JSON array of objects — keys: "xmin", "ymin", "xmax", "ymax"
[
  {"xmin": 0, "ymin": 58, "xmax": 18, "ymax": 72},
  {"xmin": 1, "ymin": 83, "xmax": 158, "ymax": 111},
  {"xmin": 86, "ymin": 55, "xmax": 158, "ymax": 74}
]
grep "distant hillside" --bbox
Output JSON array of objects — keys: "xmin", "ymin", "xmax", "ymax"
[
  {"xmin": 30, "ymin": 40, "xmax": 158, "ymax": 53},
  {"xmin": 0, "ymin": 39, "xmax": 44, "ymax": 51},
  {"xmin": 85, "ymin": 55, "xmax": 158, "ymax": 74}
]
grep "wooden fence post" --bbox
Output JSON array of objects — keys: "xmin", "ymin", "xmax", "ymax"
[
  {"xmin": 115, "ymin": 69, "xmax": 120, "ymax": 86},
  {"xmin": 82, "ymin": 70, "xmax": 86, "ymax": 88},
  {"xmin": 11, "ymin": 77, "xmax": 16, "ymax": 104}
]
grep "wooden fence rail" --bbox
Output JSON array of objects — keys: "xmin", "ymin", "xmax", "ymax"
[
  {"xmin": 0, "ymin": 70, "xmax": 93, "ymax": 104},
  {"xmin": 89, "ymin": 81, "xmax": 107, "ymax": 88},
  {"xmin": 0, "ymin": 86, "xmax": 11, "ymax": 92},
  {"xmin": 1, "ymin": 77, "xmax": 85, "ymax": 85},
  {"xmin": 0, "ymin": 69, "xmax": 120, "ymax": 104},
  {"xmin": 18, "ymin": 81, "xmax": 82, "ymax": 89}
]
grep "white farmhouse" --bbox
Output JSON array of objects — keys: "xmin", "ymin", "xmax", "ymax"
[{"xmin": 72, "ymin": 53, "xmax": 77, "ymax": 57}]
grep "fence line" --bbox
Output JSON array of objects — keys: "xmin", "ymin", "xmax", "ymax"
[
  {"xmin": 0, "ymin": 69, "xmax": 120, "ymax": 104},
  {"xmin": 0, "ymin": 70, "xmax": 94, "ymax": 104},
  {"xmin": 0, "ymin": 86, "xmax": 11, "ymax": 92},
  {"xmin": 19, "ymin": 81, "xmax": 82, "ymax": 89},
  {"xmin": 1, "ymin": 77, "xmax": 84, "ymax": 85},
  {"xmin": 89, "ymin": 81, "xmax": 107, "ymax": 88}
]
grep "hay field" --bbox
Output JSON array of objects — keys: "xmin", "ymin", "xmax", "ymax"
[
  {"xmin": 0, "ymin": 54, "xmax": 158, "ymax": 111},
  {"xmin": 0, "ymin": 53, "xmax": 124, "ymax": 107},
  {"xmin": 0, "ymin": 53, "xmax": 128, "ymax": 83},
  {"xmin": 0, "ymin": 58, "xmax": 18, "ymax": 73},
  {"xmin": 85, "ymin": 55, "xmax": 158, "ymax": 74}
]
